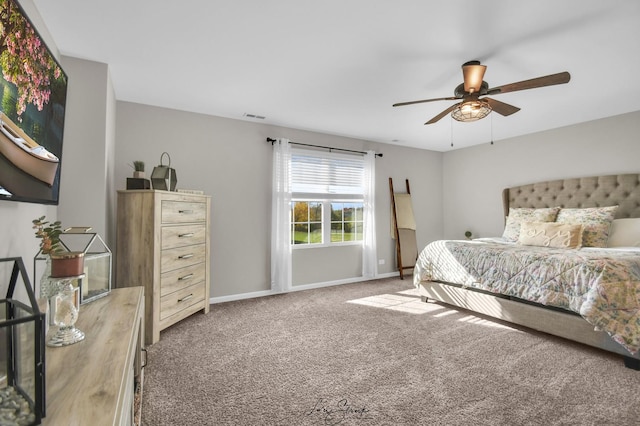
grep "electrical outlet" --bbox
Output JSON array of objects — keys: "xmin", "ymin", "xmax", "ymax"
[{"xmin": 378, "ymin": 259, "xmax": 385, "ymax": 265}]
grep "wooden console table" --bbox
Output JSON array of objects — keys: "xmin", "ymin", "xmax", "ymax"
[{"xmin": 42, "ymin": 287, "xmax": 145, "ymax": 425}]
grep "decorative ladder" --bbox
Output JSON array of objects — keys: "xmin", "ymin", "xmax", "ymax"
[{"xmin": 389, "ymin": 178, "xmax": 418, "ymax": 279}]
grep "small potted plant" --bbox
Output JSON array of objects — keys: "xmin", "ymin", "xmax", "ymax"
[
  {"xmin": 464, "ymin": 230, "xmax": 473, "ymax": 240},
  {"xmin": 33, "ymin": 216, "xmax": 62, "ymax": 255},
  {"xmin": 33, "ymin": 216, "xmax": 84, "ymax": 278},
  {"xmin": 132, "ymin": 161, "xmax": 145, "ymax": 179}
]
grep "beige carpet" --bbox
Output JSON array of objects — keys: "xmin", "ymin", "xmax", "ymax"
[{"xmin": 142, "ymin": 277, "xmax": 640, "ymax": 425}]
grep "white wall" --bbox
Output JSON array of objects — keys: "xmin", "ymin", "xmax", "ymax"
[
  {"xmin": 442, "ymin": 110, "xmax": 640, "ymax": 239},
  {"xmin": 114, "ymin": 101, "xmax": 443, "ymax": 297}
]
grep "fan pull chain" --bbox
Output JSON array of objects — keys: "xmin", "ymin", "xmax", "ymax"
[
  {"xmin": 450, "ymin": 116, "xmax": 454, "ymax": 147},
  {"xmin": 490, "ymin": 113, "xmax": 494, "ymax": 145}
]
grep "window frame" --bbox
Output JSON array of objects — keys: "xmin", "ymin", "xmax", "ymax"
[{"xmin": 291, "ymin": 200, "xmax": 323, "ymax": 246}]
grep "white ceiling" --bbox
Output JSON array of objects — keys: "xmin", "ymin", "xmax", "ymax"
[{"xmin": 33, "ymin": 0, "xmax": 640, "ymax": 152}]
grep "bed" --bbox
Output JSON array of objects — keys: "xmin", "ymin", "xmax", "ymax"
[{"xmin": 413, "ymin": 173, "xmax": 640, "ymax": 369}]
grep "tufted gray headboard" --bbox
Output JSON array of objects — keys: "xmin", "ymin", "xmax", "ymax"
[{"xmin": 502, "ymin": 173, "xmax": 640, "ymax": 220}]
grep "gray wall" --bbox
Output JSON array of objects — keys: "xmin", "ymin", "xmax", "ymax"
[
  {"xmin": 442, "ymin": 110, "xmax": 640, "ymax": 240},
  {"xmin": 57, "ymin": 56, "xmax": 114, "ymax": 241},
  {"xmin": 114, "ymin": 102, "xmax": 443, "ymax": 298}
]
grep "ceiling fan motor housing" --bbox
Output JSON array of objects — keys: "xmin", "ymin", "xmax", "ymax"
[{"xmin": 455, "ymin": 81, "xmax": 489, "ymax": 98}]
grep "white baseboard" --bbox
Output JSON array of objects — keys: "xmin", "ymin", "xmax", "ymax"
[{"xmin": 209, "ymin": 271, "xmax": 401, "ymax": 305}]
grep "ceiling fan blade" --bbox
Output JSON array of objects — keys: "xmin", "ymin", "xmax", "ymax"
[
  {"xmin": 484, "ymin": 97, "xmax": 520, "ymax": 116},
  {"xmin": 487, "ymin": 71, "xmax": 570, "ymax": 95},
  {"xmin": 425, "ymin": 103, "xmax": 460, "ymax": 125},
  {"xmin": 393, "ymin": 97, "xmax": 458, "ymax": 107},
  {"xmin": 462, "ymin": 62, "xmax": 487, "ymax": 93}
]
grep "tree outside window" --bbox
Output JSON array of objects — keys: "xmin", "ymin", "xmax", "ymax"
[
  {"xmin": 292, "ymin": 201, "xmax": 322, "ymax": 244},
  {"xmin": 331, "ymin": 202, "xmax": 363, "ymax": 242}
]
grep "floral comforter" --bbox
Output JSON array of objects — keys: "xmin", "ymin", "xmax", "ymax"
[{"xmin": 413, "ymin": 239, "xmax": 640, "ymax": 354}]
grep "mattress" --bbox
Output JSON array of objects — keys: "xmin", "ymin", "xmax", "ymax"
[{"xmin": 413, "ymin": 239, "xmax": 640, "ymax": 354}]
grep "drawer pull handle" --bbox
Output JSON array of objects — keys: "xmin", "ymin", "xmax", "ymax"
[
  {"xmin": 178, "ymin": 209, "xmax": 194, "ymax": 214},
  {"xmin": 178, "ymin": 274, "xmax": 194, "ymax": 281},
  {"xmin": 178, "ymin": 254, "xmax": 194, "ymax": 260},
  {"xmin": 179, "ymin": 233, "xmax": 194, "ymax": 238},
  {"xmin": 178, "ymin": 294, "xmax": 194, "ymax": 303},
  {"xmin": 141, "ymin": 347, "xmax": 148, "ymax": 369}
]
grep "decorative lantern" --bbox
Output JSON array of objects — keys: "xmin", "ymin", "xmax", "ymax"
[
  {"xmin": 34, "ymin": 225, "xmax": 112, "ymax": 341},
  {"xmin": 151, "ymin": 152, "xmax": 177, "ymax": 191},
  {"xmin": 57, "ymin": 227, "xmax": 111, "ymax": 304},
  {"xmin": 0, "ymin": 257, "xmax": 45, "ymax": 425}
]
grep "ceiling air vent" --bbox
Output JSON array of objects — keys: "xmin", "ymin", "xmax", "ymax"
[{"xmin": 243, "ymin": 113, "xmax": 266, "ymax": 120}]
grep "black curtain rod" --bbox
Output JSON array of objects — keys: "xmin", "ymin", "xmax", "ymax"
[{"xmin": 267, "ymin": 137, "xmax": 382, "ymax": 157}]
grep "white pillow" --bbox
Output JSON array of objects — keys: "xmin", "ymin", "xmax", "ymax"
[{"xmin": 607, "ymin": 218, "xmax": 640, "ymax": 247}]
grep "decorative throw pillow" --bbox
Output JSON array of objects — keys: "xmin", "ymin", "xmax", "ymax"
[
  {"xmin": 555, "ymin": 206, "xmax": 618, "ymax": 248},
  {"xmin": 607, "ymin": 218, "xmax": 640, "ymax": 247},
  {"xmin": 502, "ymin": 207, "xmax": 560, "ymax": 242},
  {"xmin": 518, "ymin": 222, "xmax": 584, "ymax": 249}
]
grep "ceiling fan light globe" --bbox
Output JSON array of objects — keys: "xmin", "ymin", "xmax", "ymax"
[{"xmin": 451, "ymin": 100, "xmax": 492, "ymax": 122}]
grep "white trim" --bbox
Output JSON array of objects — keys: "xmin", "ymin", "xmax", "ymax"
[
  {"xmin": 210, "ymin": 289, "xmax": 275, "ymax": 304},
  {"xmin": 293, "ymin": 194, "xmax": 363, "ymax": 201},
  {"xmin": 209, "ymin": 271, "xmax": 400, "ymax": 304},
  {"xmin": 292, "ymin": 241, "xmax": 362, "ymax": 250},
  {"xmin": 289, "ymin": 276, "xmax": 374, "ymax": 292}
]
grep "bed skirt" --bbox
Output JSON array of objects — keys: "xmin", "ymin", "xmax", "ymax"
[{"xmin": 419, "ymin": 280, "xmax": 640, "ymax": 367}]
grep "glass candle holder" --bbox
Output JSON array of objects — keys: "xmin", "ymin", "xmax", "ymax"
[{"xmin": 46, "ymin": 275, "xmax": 84, "ymax": 347}]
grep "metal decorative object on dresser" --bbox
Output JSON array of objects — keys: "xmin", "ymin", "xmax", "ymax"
[{"xmin": 116, "ymin": 190, "xmax": 211, "ymax": 345}]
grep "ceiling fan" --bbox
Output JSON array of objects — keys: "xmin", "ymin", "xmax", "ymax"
[{"xmin": 393, "ymin": 61, "xmax": 570, "ymax": 124}]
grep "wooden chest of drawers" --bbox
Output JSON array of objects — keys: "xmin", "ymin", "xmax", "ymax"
[{"xmin": 116, "ymin": 190, "xmax": 211, "ymax": 345}]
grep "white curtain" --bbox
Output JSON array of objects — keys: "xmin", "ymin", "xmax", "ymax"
[
  {"xmin": 270, "ymin": 138, "xmax": 292, "ymax": 292},
  {"xmin": 362, "ymin": 150, "xmax": 377, "ymax": 278}
]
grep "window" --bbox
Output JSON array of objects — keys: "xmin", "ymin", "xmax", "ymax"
[
  {"xmin": 291, "ymin": 200, "xmax": 364, "ymax": 246},
  {"xmin": 290, "ymin": 149, "xmax": 365, "ymax": 247},
  {"xmin": 331, "ymin": 202, "xmax": 363, "ymax": 242},
  {"xmin": 292, "ymin": 201, "xmax": 322, "ymax": 244},
  {"xmin": 271, "ymin": 139, "xmax": 377, "ymax": 286}
]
